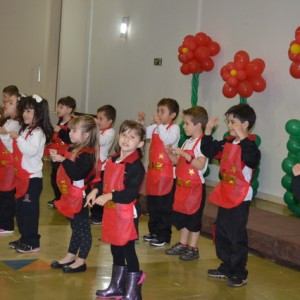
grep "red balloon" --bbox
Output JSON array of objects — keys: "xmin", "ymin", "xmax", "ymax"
[
  {"xmin": 183, "ymin": 35, "xmax": 197, "ymax": 51},
  {"xmin": 194, "ymin": 46, "xmax": 210, "ymax": 62},
  {"xmin": 178, "ymin": 54, "xmax": 188, "ymax": 63},
  {"xmin": 178, "ymin": 46, "xmax": 184, "ymax": 54},
  {"xmin": 180, "ymin": 63, "xmax": 190, "ymax": 75},
  {"xmin": 186, "ymin": 51, "xmax": 194, "ymax": 60},
  {"xmin": 245, "ymin": 60, "xmax": 264, "ymax": 79},
  {"xmin": 236, "ymin": 70, "xmax": 247, "ymax": 81},
  {"xmin": 290, "ymin": 62, "xmax": 300, "ymax": 78},
  {"xmin": 237, "ymin": 80, "xmax": 253, "ymax": 98},
  {"xmin": 188, "ymin": 60, "xmax": 201, "ymax": 74},
  {"xmin": 208, "ymin": 42, "xmax": 220, "ymax": 56},
  {"xmin": 288, "ymin": 49, "xmax": 298, "ymax": 62},
  {"xmin": 227, "ymin": 76, "xmax": 238, "ymax": 87},
  {"xmin": 251, "ymin": 76, "xmax": 266, "ymax": 92},
  {"xmin": 222, "ymin": 83, "xmax": 237, "ymax": 98},
  {"xmin": 201, "ymin": 58, "xmax": 214, "ymax": 72},
  {"xmin": 234, "ymin": 61, "xmax": 247, "ymax": 70},
  {"xmin": 226, "ymin": 62, "xmax": 235, "ymax": 71},
  {"xmin": 221, "ymin": 71, "xmax": 230, "ymax": 81},
  {"xmin": 195, "ymin": 32, "xmax": 209, "ymax": 46},
  {"xmin": 252, "ymin": 58, "xmax": 265, "ymax": 72},
  {"xmin": 295, "ymin": 27, "xmax": 300, "ymax": 43},
  {"xmin": 234, "ymin": 50, "xmax": 250, "ymax": 64},
  {"xmin": 220, "ymin": 66, "xmax": 227, "ymax": 76}
]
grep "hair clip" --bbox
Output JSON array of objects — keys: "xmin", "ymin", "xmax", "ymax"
[
  {"xmin": 32, "ymin": 94, "xmax": 43, "ymax": 103},
  {"xmin": 18, "ymin": 93, "xmax": 27, "ymax": 101}
]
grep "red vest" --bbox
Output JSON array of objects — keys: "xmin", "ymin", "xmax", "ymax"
[
  {"xmin": 0, "ymin": 140, "xmax": 15, "ymax": 191},
  {"xmin": 146, "ymin": 126, "xmax": 174, "ymax": 196},
  {"xmin": 101, "ymin": 152, "xmax": 139, "ymax": 246},
  {"xmin": 13, "ymin": 139, "xmax": 32, "ymax": 199},
  {"xmin": 55, "ymin": 148, "xmax": 95, "ymax": 219},
  {"xmin": 173, "ymin": 135, "xmax": 203, "ymax": 214},
  {"xmin": 209, "ymin": 142, "xmax": 250, "ymax": 208}
]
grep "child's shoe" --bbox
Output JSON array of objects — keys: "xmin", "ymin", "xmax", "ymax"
[
  {"xmin": 143, "ymin": 233, "xmax": 156, "ymax": 242},
  {"xmin": 15, "ymin": 242, "xmax": 40, "ymax": 253},
  {"xmin": 227, "ymin": 276, "xmax": 247, "ymax": 287},
  {"xmin": 0, "ymin": 229, "xmax": 14, "ymax": 234},
  {"xmin": 149, "ymin": 238, "xmax": 169, "ymax": 247},
  {"xmin": 165, "ymin": 242, "xmax": 187, "ymax": 255},
  {"xmin": 9, "ymin": 239, "xmax": 21, "ymax": 249},
  {"xmin": 179, "ymin": 246, "xmax": 199, "ymax": 261},
  {"xmin": 207, "ymin": 268, "xmax": 228, "ymax": 279}
]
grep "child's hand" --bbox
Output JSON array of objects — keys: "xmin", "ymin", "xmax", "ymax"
[
  {"xmin": 231, "ymin": 119, "xmax": 248, "ymax": 140},
  {"xmin": 9, "ymin": 131, "xmax": 19, "ymax": 139},
  {"xmin": 137, "ymin": 112, "xmax": 145, "ymax": 122},
  {"xmin": 53, "ymin": 125, "xmax": 61, "ymax": 132},
  {"xmin": 293, "ymin": 163, "xmax": 300, "ymax": 176},
  {"xmin": 85, "ymin": 188, "xmax": 98, "ymax": 207},
  {"xmin": 152, "ymin": 113, "xmax": 160, "ymax": 125},
  {"xmin": 50, "ymin": 153, "xmax": 65, "ymax": 163},
  {"xmin": 93, "ymin": 193, "xmax": 112, "ymax": 206},
  {"xmin": 0, "ymin": 127, "xmax": 7, "ymax": 134},
  {"xmin": 205, "ymin": 117, "xmax": 218, "ymax": 135}
]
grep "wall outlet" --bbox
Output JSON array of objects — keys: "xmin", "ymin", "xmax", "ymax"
[{"xmin": 154, "ymin": 58, "xmax": 162, "ymax": 66}]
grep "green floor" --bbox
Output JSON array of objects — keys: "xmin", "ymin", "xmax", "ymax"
[{"xmin": 1, "ymin": 161, "xmax": 300, "ymax": 300}]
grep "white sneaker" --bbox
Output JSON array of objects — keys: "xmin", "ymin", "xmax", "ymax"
[{"xmin": 0, "ymin": 229, "xmax": 14, "ymax": 234}]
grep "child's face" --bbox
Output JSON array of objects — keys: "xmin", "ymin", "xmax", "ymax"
[
  {"xmin": 227, "ymin": 114, "xmax": 248, "ymax": 137},
  {"xmin": 157, "ymin": 105, "xmax": 176, "ymax": 125},
  {"xmin": 23, "ymin": 108, "xmax": 35, "ymax": 126},
  {"xmin": 2, "ymin": 93, "xmax": 10, "ymax": 107},
  {"xmin": 183, "ymin": 115, "xmax": 201, "ymax": 138},
  {"xmin": 4, "ymin": 96, "xmax": 18, "ymax": 118},
  {"xmin": 119, "ymin": 128, "xmax": 144, "ymax": 156},
  {"xmin": 96, "ymin": 111, "xmax": 112, "ymax": 130},
  {"xmin": 56, "ymin": 104, "xmax": 72, "ymax": 118},
  {"xmin": 69, "ymin": 125, "xmax": 88, "ymax": 145}
]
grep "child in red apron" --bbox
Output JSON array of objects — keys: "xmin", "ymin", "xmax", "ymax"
[
  {"xmin": 165, "ymin": 107, "xmax": 208, "ymax": 262},
  {"xmin": 7, "ymin": 95, "xmax": 53, "ymax": 253},
  {"xmin": 50, "ymin": 115, "xmax": 98, "ymax": 273},
  {"xmin": 138, "ymin": 98, "xmax": 180, "ymax": 247},
  {"xmin": 45, "ymin": 96, "xmax": 76, "ymax": 208},
  {"xmin": 0, "ymin": 90, "xmax": 22, "ymax": 234},
  {"xmin": 201, "ymin": 103, "xmax": 261, "ymax": 288},
  {"xmin": 89, "ymin": 104, "xmax": 116, "ymax": 225},
  {"xmin": 86, "ymin": 120, "xmax": 146, "ymax": 300}
]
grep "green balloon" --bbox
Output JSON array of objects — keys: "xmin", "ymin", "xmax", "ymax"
[
  {"xmin": 251, "ymin": 178, "xmax": 259, "ymax": 191},
  {"xmin": 254, "ymin": 134, "xmax": 261, "ymax": 147},
  {"xmin": 285, "ymin": 119, "xmax": 300, "ymax": 136},
  {"xmin": 204, "ymin": 167, "xmax": 210, "ymax": 177},
  {"xmin": 281, "ymin": 157, "xmax": 296, "ymax": 175},
  {"xmin": 287, "ymin": 136, "xmax": 300, "ymax": 154},
  {"xmin": 284, "ymin": 191, "xmax": 296, "ymax": 206},
  {"xmin": 281, "ymin": 174, "xmax": 293, "ymax": 191},
  {"xmin": 288, "ymin": 152, "xmax": 297, "ymax": 161},
  {"xmin": 253, "ymin": 166, "xmax": 260, "ymax": 178}
]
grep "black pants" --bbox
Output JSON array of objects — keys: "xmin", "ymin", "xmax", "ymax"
[
  {"xmin": 0, "ymin": 189, "xmax": 16, "ymax": 231},
  {"xmin": 90, "ymin": 170, "xmax": 104, "ymax": 221},
  {"xmin": 147, "ymin": 180, "xmax": 176, "ymax": 242},
  {"xmin": 50, "ymin": 161, "xmax": 61, "ymax": 200},
  {"xmin": 16, "ymin": 178, "xmax": 42, "ymax": 248},
  {"xmin": 111, "ymin": 240, "xmax": 139, "ymax": 272},
  {"xmin": 68, "ymin": 206, "xmax": 92, "ymax": 259},
  {"xmin": 215, "ymin": 201, "xmax": 250, "ymax": 280}
]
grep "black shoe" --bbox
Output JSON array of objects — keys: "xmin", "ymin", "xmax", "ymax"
[
  {"xmin": 207, "ymin": 268, "xmax": 228, "ymax": 279},
  {"xmin": 9, "ymin": 239, "xmax": 21, "ymax": 249},
  {"xmin": 51, "ymin": 260, "xmax": 75, "ymax": 269},
  {"xmin": 62, "ymin": 263, "xmax": 86, "ymax": 273},
  {"xmin": 143, "ymin": 233, "xmax": 157, "ymax": 242},
  {"xmin": 15, "ymin": 242, "xmax": 40, "ymax": 253},
  {"xmin": 149, "ymin": 238, "xmax": 169, "ymax": 247},
  {"xmin": 89, "ymin": 217, "xmax": 102, "ymax": 225},
  {"xmin": 48, "ymin": 199, "xmax": 57, "ymax": 208},
  {"xmin": 227, "ymin": 276, "xmax": 247, "ymax": 287}
]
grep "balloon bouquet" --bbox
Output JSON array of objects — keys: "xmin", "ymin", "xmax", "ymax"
[
  {"xmin": 220, "ymin": 50, "xmax": 266, "ymax": 197},
  {"xmin": 178, "ymin": 32, "xmax": 221, "ymax": 146},
  {"xmin": 281, "ymin": 26, "xmax": 300, "ymax": 217}
]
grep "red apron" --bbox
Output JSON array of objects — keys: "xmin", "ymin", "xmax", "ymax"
[
  {"xmin": 146, "ymin": 125, "xmax": 174, "ymax": 196},
  {"xmin": 173, "ymin": 135, "xmax": 203, "ymax": 215},
  {"xmin": 101, "ymin": 155, "xmax": 138, "ymax": 246},
  {"xmin": 55, "ymin": 149, "xmax": 93, "ymax": 219},
  {"xmin": 209, "ymin": 142, "xmax": 250, "ymax": 208},
  {"xmin": 13, "ymin": 139, "xmax": 32, "ymax": 199},
  {"xmin": 44, "ymin": 131, "xmax": 70, "ymax": 156},
  {"xmin": 0, "ymin": 140, "xmax": 15, "ymax": 191}
]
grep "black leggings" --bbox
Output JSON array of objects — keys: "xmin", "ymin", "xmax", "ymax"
[{"xmin": 111, "ymin": 240, "xmax": 139, "ymax": 272}]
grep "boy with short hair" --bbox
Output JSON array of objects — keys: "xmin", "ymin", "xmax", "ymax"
[
  {"xmin": 47, "ymin": 96, "xmax": 76, "ymax": 208},
  {"xmin": 165, "ymin": 106, "xmax": 208, "ymax": 261},
  {"xmin": 201, "ymin": 103, "xmax": 261, "ymax": 287},
  {"xmin": 2, "ymin": 85, "xmax": 19, "ymax": 107},
  {"xmin": 89, "ymin": 104, "xmax": 116, "ymax": 224},
  {"xmin": 138, "ymin": 98, "xmax": 180, "ymax": 247}
]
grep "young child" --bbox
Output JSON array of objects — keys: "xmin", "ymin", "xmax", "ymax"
[
  {"xmin": 86, "ymin": 120, "xmax": 146, "ymax": 299},
  {"xmin": 50, "ymin": 115, "xmax": 98, "ymax": 273},
  {"xmin": 201, "ymin": 103, "xmax": 261, "ymax": 288},
  {"xmin": 89, "ymin": 104, "xmax": 116, "ymax": 225},
  {"xmin": 0, "ymin": 93, "xmax": 22, "ymax": 234},
  {"xmin": 46, "ymin": 96, "xmax": 76, "ymax": 208},
  {"xmin": 138, "ymin": 98, "xmax": 180, "ymax": 247},
  {"xmin": 165, "ymin": 106, "xmax": 208, "ymax": 261},
  {"xmin": 8, "ymin": 95, "xmax": 53, "ymax": 253},
  {"xmin": 2, "ymin": 85, "xmax": 19, "ymax": 107}
]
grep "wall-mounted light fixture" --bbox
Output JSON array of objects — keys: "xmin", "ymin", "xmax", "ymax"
[{"xmin": 120, "ymin": 17, "xmax": 129, "ymax": 39}]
